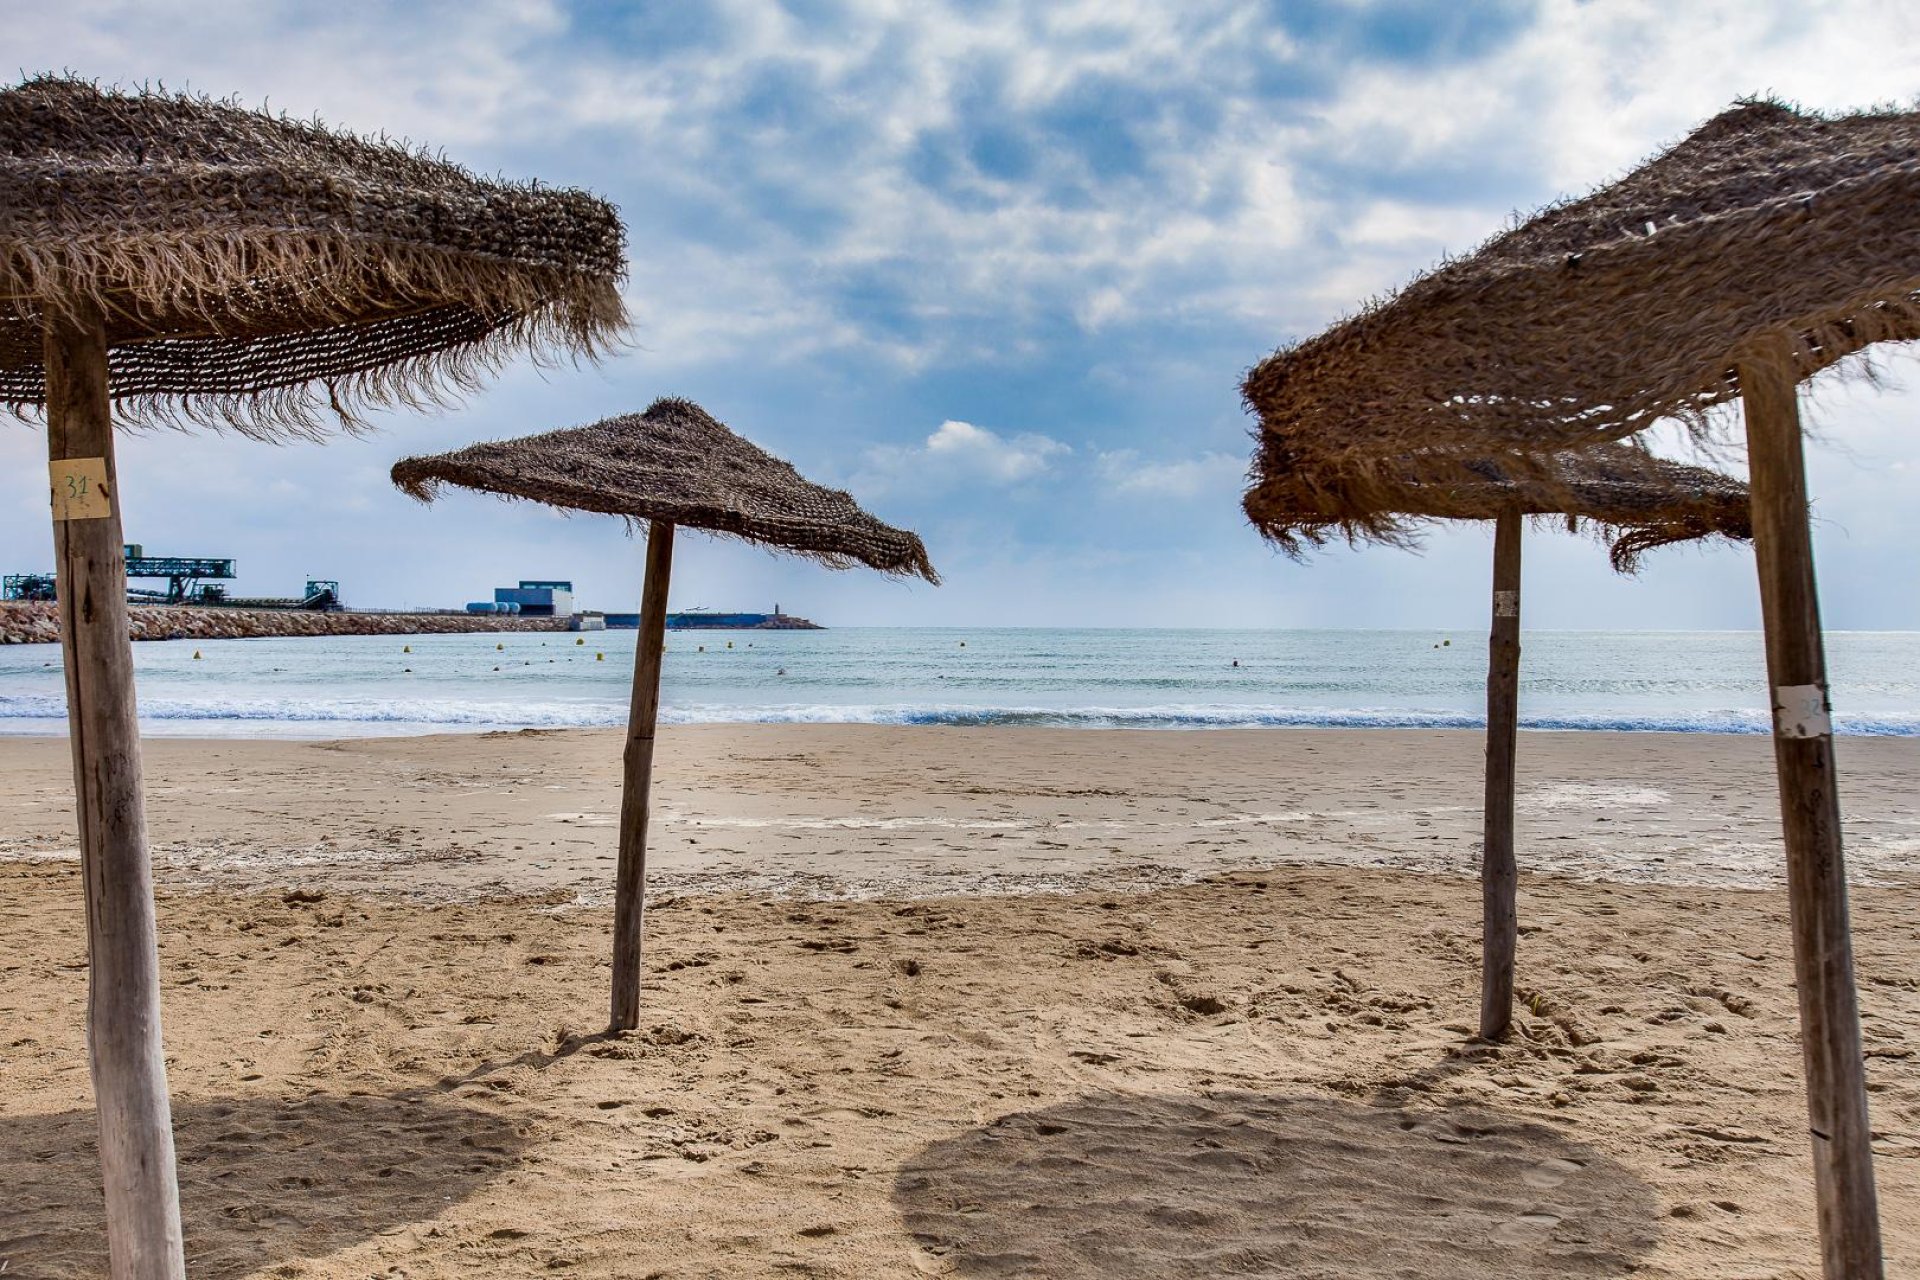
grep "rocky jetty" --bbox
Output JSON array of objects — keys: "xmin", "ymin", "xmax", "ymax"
[
  {"xmin": 0, "ymin": 603, "xmax": 570, "ymax": 646},
  {"xmin": 660, "ymin": 609, "xmax": 823, "ymax": 630}
]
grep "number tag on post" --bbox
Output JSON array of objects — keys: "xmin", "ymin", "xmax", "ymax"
[
  {"xmin": 1773, "ymin": 684, "xmax": 1833, "ymax": 739},
  {"xmin": 50, "ymin": 458, "xmax": 113, "ymax": 521}
]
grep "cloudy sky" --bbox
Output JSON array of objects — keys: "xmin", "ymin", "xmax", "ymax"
[{"xmin": 6, "ymin": 0, "xmax": 1919, "ymax": 629}]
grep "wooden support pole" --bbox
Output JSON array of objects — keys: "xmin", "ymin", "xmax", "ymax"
[
  {"xmin": 1479, "ymin": 511, "xmax": 1523, "ymax": 1042},
  {"xmin": 46, "ymin": 300, "xmax": 187, "ymax": 1280},
  {"xmin": 610, "ymin": 520, "xmax": 675, "ymax": 1031},
  {"xmin": 1740, "ymin": 357, "xmax": 1883, "ymax": 1280}
]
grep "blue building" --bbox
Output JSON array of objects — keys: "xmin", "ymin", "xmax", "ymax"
[{"xmin": 494, "ymin": 579, "xmax": 574, "ymax": 617}]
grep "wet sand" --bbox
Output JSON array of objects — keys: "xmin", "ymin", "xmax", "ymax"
[
  {"xmin": 2, "ymin": 726, "xmax": 1918, "ymax": 900},
  {"xmin": 2, "ymin": 725, "xmax": 1918, "ymax": 1277}
]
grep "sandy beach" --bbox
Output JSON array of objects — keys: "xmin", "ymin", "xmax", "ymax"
[{"xmin": 4, "ymin": 725, "xmax": 1918, "ymax": 1277}]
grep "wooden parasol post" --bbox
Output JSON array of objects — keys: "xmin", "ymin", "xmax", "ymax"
[
  {"xmin": 1479, "ymin": 510, "xmax": 1523, "ymax": 1041},
  {"xmin": 610, "ymin": 519, "xmax": 675, "ymax": 1031},
  {"xmin": 1739, "ymin": 357, "xmax": 1883, "ymax": 1279},
  {"xmin": 45, "ymin": 299, "xmax": 187, "ymax": 1279}
]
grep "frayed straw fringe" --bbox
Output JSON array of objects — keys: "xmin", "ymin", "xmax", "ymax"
[
  {"xmin": 1242, "ymin": 442, "xmax": 1752, "ymax": 575},
  {"xmin": 2, "ymin": 235, "xmax": 627, "ymax": 441},
  {"xmin": 1249, "ymin": 509, "xmax": 1729, "ymax": 574}
]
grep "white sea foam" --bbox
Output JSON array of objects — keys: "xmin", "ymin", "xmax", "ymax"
[
  {"xmin": 0, "ymin": 694, "xmax": 1912, "ymax": 736},
  {"xmin": 1, "ymin": 694, "xmax": 1915, "ymax": 737}
]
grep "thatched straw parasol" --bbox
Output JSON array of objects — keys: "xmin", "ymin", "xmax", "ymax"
[
  {"xmin": 394, "ymin": 397, "xmax": 938, "ymax": 1029},
  {"xmin": 1246, "ymin": 439, "xmax": 1750, "ymax": 1044},
  {"xmin": 2, "ymin": 75, "xmax": 626, "ymax": 1280},
  {"xmin": 1245, "ymin": 99, "xmax": 1912, "ymax": 1277},
  {"xmin": 3, "ymin": 76, "xmax": 626, "ymax": 436},
  {"xmin": 1245, "ymin": 99, "xmax": 1920, "ymax": 482}
]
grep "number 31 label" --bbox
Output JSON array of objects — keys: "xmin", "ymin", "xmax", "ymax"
[{"xmin": 50, "ymin": 458, "xmax": 113, "ymax": 521}]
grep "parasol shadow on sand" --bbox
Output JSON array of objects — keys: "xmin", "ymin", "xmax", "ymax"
[
  {"xmin": 1, "ymin": 74, "xmax": 627, "ymax": 1278},
  {"xmin": 1243, "ymin": 441, "xmax": 1752, "ymax": 1041},
  {"xmin": 1242, "ymin": 98, "xmax": 1919, "ymax": 1276},
  {"xmin": 894, "ymin": 1091, "xmax": 1659, "ymax": 1279},
  {"xmin": 392, "ymin": 397, "xmax": 938, "ymax": 1031},
  {"xmin": 0, "ymin": 1090, "xmax": 529, "ymax": 1279}
]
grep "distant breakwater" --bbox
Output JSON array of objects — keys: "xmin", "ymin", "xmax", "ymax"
[{"xmin": 0, "ymin": 603, "xmax": 569, "ymax": 646}]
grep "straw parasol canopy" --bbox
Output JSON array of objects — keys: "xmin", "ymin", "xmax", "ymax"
[
  {"xmin": 392, "ymin": 396, "xmax": 940, "ymax": 581},
  {"xmin": 1245, "ymin": 441, "xmax": 1752, "ymax": 571},
  {"xmin": 1, "ymin": 75, "xmax": 628, "ymax": 437},
  {"xmin": 395, "ymin": 396, "xmax": 936, "ymax": 1033},
  {"xmin": 1243, "ymin": 98, "xmax": 1920, "ymax": 489}
]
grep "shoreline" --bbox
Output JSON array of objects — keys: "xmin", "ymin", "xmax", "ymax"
[
  {"xmin": 1, "ymin": 715, "xmax": 1915, "ymax": 740},
  {"xmin": 5, "ymin": 626, "xmax": 1913, "ymax": 736}
]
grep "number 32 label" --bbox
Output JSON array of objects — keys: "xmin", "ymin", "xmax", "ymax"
[{"xmin": 50, "ymin": 458, "xmax": 114, "ymax": 521}]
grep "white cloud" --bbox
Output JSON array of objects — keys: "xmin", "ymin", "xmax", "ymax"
[
  {"xmin": 1097, "ymin": 449, "xmax": 1245, "ymax": 499},
  {"xmin": 859, "ymin": 420, "xmax": 1070, "ymax": 492},
  {"xmin": 926, "ymin": 420, "xmax": 1069, "ymax": 481}
]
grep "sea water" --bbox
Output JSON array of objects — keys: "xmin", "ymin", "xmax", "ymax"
[{"xmin": 0, "ymin": 627, "xmax": 1917, "ymax": 739}]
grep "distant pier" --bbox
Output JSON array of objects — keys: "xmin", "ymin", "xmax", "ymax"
[{"xmin": 608, "ymin": 604, "xmax": 822, "ymax": 631}]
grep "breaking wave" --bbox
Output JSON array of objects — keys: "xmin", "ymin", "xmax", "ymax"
[{"xmin": 1, "ymin": 694, "xmax": 1915, "ymax": 737}]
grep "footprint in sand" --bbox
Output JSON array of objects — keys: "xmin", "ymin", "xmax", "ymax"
[
  {"xmin": 1522, "ymin": 1156, "xmax": 1586, "ymax": 1189},
  {"xmin": 906, "ymin": 1242, "xmax": 956, "ymax": 1275},
  {"xmin": 1492, "ymin": 1211, "xmax": 1563, "ymax": 1244}
]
